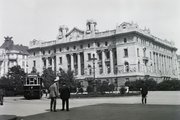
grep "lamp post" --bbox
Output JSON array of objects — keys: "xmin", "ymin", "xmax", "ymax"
[{"xmin": 91, "ymin": 54, "xmax": 97, "ymax": 92}]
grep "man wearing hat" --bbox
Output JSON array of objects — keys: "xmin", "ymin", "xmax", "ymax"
[
  {"xmin": 60, "ymin": 83, "xmax": 70, "ymax": 111},
  {"xmin": 49, "ymin": 76, "xmax": 59, "ymax": 112}
]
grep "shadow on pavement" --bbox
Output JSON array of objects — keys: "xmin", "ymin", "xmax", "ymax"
[
  {"xmin": 0, "ymin": 115, "xmax": 17, "ymax": 120},
  {"xmin": 17, "ymin": 104, "xmax": 180, "ymax": 120}
]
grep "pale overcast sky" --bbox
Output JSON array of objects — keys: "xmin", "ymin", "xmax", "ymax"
[{"xmin": 0, "ymin": 0, "xmax": 180, "ymax": 53}]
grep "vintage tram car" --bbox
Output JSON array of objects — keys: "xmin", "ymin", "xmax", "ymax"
[{"xmin": 24, "ymin": 73, "xmax": 43, "ymax": 99}]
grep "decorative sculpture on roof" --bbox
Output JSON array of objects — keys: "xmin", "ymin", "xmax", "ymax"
[
  {"xmin": 86, "ymin": 19, "xmax": 98, "ymax": 34},
  {"xmin": 58, "ymin": 25, "xmax": 69, "ymax": 39},
  {"xmin": 4, "ymin": 36, "xmax": 13, "ymax": 41}
]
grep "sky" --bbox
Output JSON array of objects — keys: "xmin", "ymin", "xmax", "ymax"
[{"xmin": 0, "ymin": 0, "xmax": 180, "ymax": 53}]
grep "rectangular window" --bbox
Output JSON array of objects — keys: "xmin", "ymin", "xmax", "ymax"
[
  {"xmin": 59, "ymin": 57, "xmax": 62, "ymax": 64},
  {"xmin": 22, "ymin": 61, "xmax": 25, "ymax": 67},
  {"xmin": 106, "ymin": 51, "xmax": 110, "ymax": 59},
  {"xmin": 124, "ymin": 49, "xmax": 128, "ymax": 57},
  {"xmin": 43, "ymin": 51, "xmax": 45, "ymax": 55},
  {"xmin": 33, "ymin": 60, "xmax": 36, "ymax": 67},
  {"xmin": 43, "ymin": 59, "xmax": 46, "ymax": 66},
  {"xmin": 137, "ymin": 48, "xmax": 139, "ymax": 57},
  {"xmin": 49, "ymin": 59, "xmax": 52, "ymax": 66},
  {"xmin": 88, "ymin": 53, "xmax": 91, "ymax": 60},
  {"xmin": 143, "ymin": 48, "xmax": 146, "ymax": 57}
]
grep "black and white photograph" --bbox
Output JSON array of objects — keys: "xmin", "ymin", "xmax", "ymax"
[{"xmin": 0, "ymin": 0, "xmax": 180, "ymax": 120}]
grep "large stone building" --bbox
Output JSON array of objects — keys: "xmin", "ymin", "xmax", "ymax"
[
  {"xmin": 28, "ymin": 20, "xmax": 178, "ymax": 87},
  {"xmin": 0, "ymin": 36, "xmax": 29, "ymax": 77}
]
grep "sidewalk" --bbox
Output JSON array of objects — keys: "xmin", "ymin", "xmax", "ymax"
[{"xmin": 1, "ymin": 91, "xmax": 180, "ymax": 119}]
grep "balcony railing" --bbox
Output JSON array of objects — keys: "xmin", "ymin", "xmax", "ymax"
[{"xmin": 8, "ymin": 57, "xmax": 17, "ymax": 61}]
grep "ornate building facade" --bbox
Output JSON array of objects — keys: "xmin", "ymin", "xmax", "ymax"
[
  {"xmin": 28, "ymin": 20, "xmax": 178, "ymax": 87},
  {"xmin": 0, "ymin": 37, "xmax": 29, "ymax": 77}
]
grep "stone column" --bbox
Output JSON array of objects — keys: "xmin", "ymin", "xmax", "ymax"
[
  {"xmin": 159, "ymin": 54, "xmax": 161, "ymax": 74},
  {"xmin": 165, "ymin": 56, "xmax": 167, "ymax": 75},
  {"xmin": 153, "ymin": 53, "xmax": 155, "ymax": 73},
  {"xmin": 71, "ymin": 54, "xmax": 74, "ymax": 71},
  {"xmin": 102, "ymin": 50, "xmax": 106, "ymax": 74},
  {"xmin": 163, "ymin": 55, "xmax": 165, "ymax": 75},
  {"xmin": 52, "ymin": 57, "xmax": 54, "ymax": 71},
  {"xmin": 46, "ymin": 58, "xmax": 48, "ymax": 68},
  {"xmin": 162, "ymin": 55, "xmax": 164, "ymax": 75},
  {"xmin": 168, "ymin": 56, "xmax": 170, "ymax": 75},
  {"xmin": 77, "ymin": 53, "xmax": 81, "ymax": 76},
  {"xmin": 156, "ymin": 53, "xmax": 158, "ymax": 74},
  {"xmin": 170, "ymin": 57, "xmax": 172, "ymax": 75},
  {"xmin": 110, "ymin": 49, "xmax": 114, "ymax": 74}
]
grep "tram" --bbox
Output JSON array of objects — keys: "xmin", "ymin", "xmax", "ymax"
[{"xmin": 24, "ymin": 73, "xmax": 43, "ymax": 99}]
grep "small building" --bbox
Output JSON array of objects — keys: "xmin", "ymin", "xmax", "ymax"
[{"xmin": 0, "ymin": 36, "xmax": 29, "ymax": 77}]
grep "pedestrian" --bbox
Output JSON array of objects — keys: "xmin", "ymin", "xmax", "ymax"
[
  {"xmin": 60, "ymin": 83, "xmax": 70, "ymax": 111},
  {"xmin": 49, "ymin": 77, "xmax": 59, "ymax": 112},
  {"xmin": 45, "ymin": 89, "xmax": 48, "ymax": 97},
  {"xmin": 141, "ymin": 81, "xmax": 148, "ymax": 104},
  {"xmin": 0, "ymin": 88, "xmax": 4, "ymax": 105}
]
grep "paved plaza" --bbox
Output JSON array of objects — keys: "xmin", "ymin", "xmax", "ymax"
[{"xmin": 0, "ymin": 91, "xmax": 180, "ymax": 120}]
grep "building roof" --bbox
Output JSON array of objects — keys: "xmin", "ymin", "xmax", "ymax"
[
  {"xmin": 29, "ymin": 21, "xmax": 177, "ymax": 51},
  {"xmin": 66, "ymin": 27, "xmax": 84, "ymax": 37},
  {"xmin": 0, "ymin": 36, "xmax": 29, "ymax": 54}
]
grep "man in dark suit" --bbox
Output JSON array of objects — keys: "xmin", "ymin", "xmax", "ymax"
[
  {"xmin": 49, "ymin": 77, "xmax": 59, "ymax": 112},
  {"xmin": 141, "ymin": 81, "xmax": 148, "ymax": 104},
  {"xmin": 0, "ymin": 88, "xmax": 4, "ymax": 105},
  {"xmin": 60, "ymin": 83, "xmax": 70, "ymax": 111}
]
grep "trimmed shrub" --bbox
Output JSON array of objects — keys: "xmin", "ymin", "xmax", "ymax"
[
  {"xmin": 157, "ymin": 80, "xmax": 180, "ymax": 91},
  {"xmin": 87, "ymin": 85, "xmax": 93, "ymax": 94},
  {"xmin": 120, "ymin": 87, "xmax": 126, "ymax": 95}
]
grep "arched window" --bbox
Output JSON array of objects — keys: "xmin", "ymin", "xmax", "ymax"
[
  {"xmin": 138, "ymin": 61, "xmax": 140, "ymax": 72},
  {"xmin": 88, "ymin": 65, "xmax": 92, "ymax": 75},
  {"xmin": 124, "ymin": 61, "xmax": 129, "ymax": 72}
]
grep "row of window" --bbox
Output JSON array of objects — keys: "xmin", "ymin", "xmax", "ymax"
[
  {"xmin": 33, "ymin": 41, "xmax": 112, "ymax": 56},
  {"xmin": 138, "ymin": 37, "xmax": 172, "ymax": 54},
  {"xmin": 136, "ymin": 47, "xmax": 172, "ymax": 60},
  {"xmin": 7, "ymin": 54, "xmax": 26, "ymax": 59}
]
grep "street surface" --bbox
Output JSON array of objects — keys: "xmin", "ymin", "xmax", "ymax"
[{"xmin": 0, "ymin": 91, "xmax": 180, "ymax": 119}]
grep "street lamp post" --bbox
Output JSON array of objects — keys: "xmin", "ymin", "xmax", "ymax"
[{"xmin": 91, "ymin": 54, "xmax": 97, "ymax": 92}]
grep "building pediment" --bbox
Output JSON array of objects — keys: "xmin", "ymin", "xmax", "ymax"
[{"xmin": 66, "ymin": 27, "xmax": 84, "ymax": 41}]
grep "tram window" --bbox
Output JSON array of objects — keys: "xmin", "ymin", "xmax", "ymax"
[
  {"xmin": 38, "ymin": 78, "xmax": 41, "ymax": 84},
  {"xmin": 34, "ymin": 78, "xmax": 37, "ymax": 84},
  {"xmin": 30, "ymin": 78, "xmax": 34, "ymax": 84},
  {"xmin": 27, "ymin": 78, "xmax": 30, "ymax": 84}
]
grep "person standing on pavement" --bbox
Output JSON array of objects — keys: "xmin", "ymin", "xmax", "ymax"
[
  {"xmin": 45, "ymin": 89, "xmax": 48, "ymax": 97},
  {"xmin": 49, "ymin": 77, "xmax": 59, "ymax": 112},
  {"xmin": 60, "ymin": 83, "xmax": 70, "ymax": 111},
  {"xmin": 0, "ymin": 88, "xmax": 4, "ymax": 105},
  {"xmin": 141, "ymin": 81, "xmax": 148, "ymax": 104}
]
